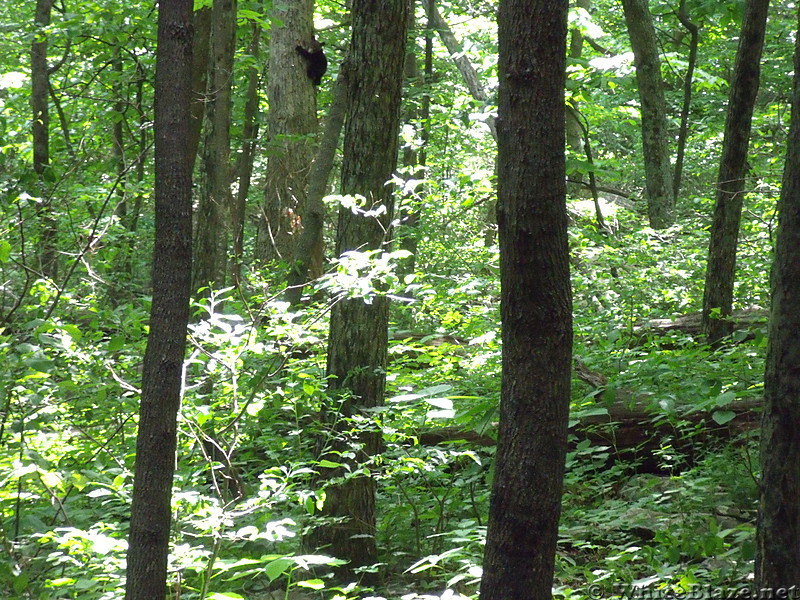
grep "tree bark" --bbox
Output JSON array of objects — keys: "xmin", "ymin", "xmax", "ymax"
[
  {"xmin": 479, "ymin": 2, "xmax": 572, "ymax": 599},
  {"xmin": 314, "ymin": 0, "xmax": 409, "ymax": 575},
  {"xmin": 31, "ymin": 0, "xmax": 57, "ymax": 279},
  {"xmin": 702, "ymin": 0, "xmax": 770, "ymax": 345},
  {"xmin": 255, "ymin": 0, "xmax": 319, "ymax": 264},
  {"xmin": 755, "ymin": 5, "xmax": 800, "ymax": 589},
  {"xmin": 232, "ymin": 19, "xmax": 263, "ymax": 285},
  {"xmin": 673, "ymin": 0, "xmax": 699, "ymax": 198},
  {"xmin": 188, "ymin": 6, "xmax": 211, "ymax": 170},
  {"xmin": 124, "ymin": 1, "xmax": 193, "ymax": 598},
  {"xmin": 621, "ymin": 0, "xmax": 675, "ymax": 229},
  {"xmin": 285, "ymin": 62, "xmax": 351, "ymax": 305},
  {"xmin": 397, "ymin": 0, "xmax": 432, "ymax": 278},
  {"xmin": 194, "ymin": 0, "xmax": 237, "ymax": 292}
]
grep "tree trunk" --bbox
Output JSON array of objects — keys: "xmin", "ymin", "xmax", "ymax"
[
  {"xmin": 621, "ymin": 0, "xmax": 675, "ymax": 229},
  {"xmin": 755, "ymin": 5, "xmax": 800, "ymax": 588},
  {"xmin": 31, "ymin": 0, "xmax": 57, "ymax": 279},
  {"xmin": 673, "ymin": 0, "xmax": 699, "ymax": 198},
  {"xmin": 188, "ymin": 6, "xmax": 211, "ymax": 170},
  {"xmin": 255, "ymin": 0, "xmax": 318, "ymax": 264},
  {"xmin": 566, "ymin": 0, "xmax": 590, "ymax": 194},
  {"xmin": 232, "ymin": 19, "xmax": 263, "ymax": 285},
  {"xmin": 479, "ymin": 2, "xmax": 572, "ymax": 599},
  {"xmin": 124, "ymin": 0, "xmax": 193, "ymax": 598},
  {"xmin": 701, "ymin": 0, "xmax": 770, "ymax": 345},
  {"xmin": 314, "ymin": 0, "xmax": 409, "ymax": 575},
  {"xmin": 420, "ymin": 0, "xmax": 499, "ymax": 245},
  {"xmin": 285, "ymin": 63, "xmax": 351, "ymax": 305},
  {"xmin": 194, "ymin": 0, "xmax": 237, "ymax": 292},
  {"xmin": 397, "ymin": 0, "xmax": 432, "ymax": 279}
]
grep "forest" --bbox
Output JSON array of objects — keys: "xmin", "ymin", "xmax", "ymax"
[{"xmin": 1, "ymin": 0, "xmax": 799, "ymax": 598}]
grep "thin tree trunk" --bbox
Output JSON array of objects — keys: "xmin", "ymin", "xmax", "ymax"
[
  {"xmin": 31, "ymin": 0, "xmax": 57, "ymax": 279},
  {"xmin": 621, "ymin": 0, "xmax": 675, "ymax": 229},
  {"xmin": 129, "ymin": 64, "xmax": 148, "ymax": 240},
  {"xmin": 702, "ymin": 0, "xmax": 770, "ymax": 344},
  {"xmin": 420, "ymin": 0, "xmax": 499, "ymax": 244},
  {"xmin": 673, "ymin": 0, "xmax": 699, "ymax": 198},
  {"xmin": 124, "ymin": 0, "xmax": 193, "ymax": 597},
  {"xmin": 255, "ymin": 0, "xmax": 318, "ymax": 264},
  {"xmin": 314, "ymin": 0, "xmax": 409, "ymax": 575},
  {"xmin": 397, "ymin": 0, "xmax": 432, "ymax": 278},
  {"xmin": 755, "ymin": 6, "xmax": 800, "ymax": 588},
  {"xmin": 422, "ymin": 0, "xmax": 496, "ymax": 141},
  {"xmin": 194, "ymin": 0, "xmax": 237, "ymax": 292},
  {"xmin": 188, "ymin": 6, "xmax": 212, "ymax": 170},
  {"xmin": 284, "ymin": 63, "xmax": 351, "ymax": 305},
  {"xmin": 566, "ymin": 0, "xmax": 590, "ymax": 194},
  {"xmin": 479, "ymin": 1, "xmax": 572, "ymax": 599},
  {"xmin": 232, "ymin": 19, "xmax": 263, "ymax": 285}
]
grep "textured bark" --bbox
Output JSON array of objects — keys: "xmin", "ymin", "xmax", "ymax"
[
  {"xmin": 702, "ymin": 0, "xmax": 770, "ymax": 345},
  {"xmin": 755, "ymin": 6, "xmax": 800, "ymax": 588},
  {"xmin": 621, "ymin": 0, "xmax": 675, "ymax": 229},
  {"xmin": 194, "ymin": 0, "xmax": 237, "ymax": 291},
  {"xmin": 479, "ymin": 2, "xmax": 572, "ymax": 600},
  {"xmin": 673, "ymin": 0, "xmax": 699, "ymax": 198},
  {"xmin": 124, "ymin": 1, "xmax": 193, "ymax": 598},
  {"xmin": 255, "ymin": 0, "xmax": 318, "ymax": 263},
  {"xmin": 31, "ymin": 0, "xmax": 57, "ymax": 279},
  {"xmin": 315, "ymin": 0, "xmax": 409, "ymax": 574}
]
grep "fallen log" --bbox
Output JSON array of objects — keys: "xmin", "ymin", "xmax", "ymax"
[
  {"xmin": 630, "ymin": 308, "xmax": 768, "ymax": 346},
  {"xmin": 415, "ymin": 361, "xmax": 761, "ymax": 474}
]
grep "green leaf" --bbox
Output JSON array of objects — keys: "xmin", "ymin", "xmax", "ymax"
[
  {"xmin": 23, "ymin": 356, "xmax": 54, "ymax": 373},
  {"xmin": 263, "ymin": 557, "xmax": 293, "ymax": 582},
  {"xmin": 713, "ymin": 391, "xmax": 736, "ymax": 407},
  {"xmin": 0, "ymin": 240, "xmax": 10, "ymax": 263},
  {"xmin": 107, "ymin": 335, "xmax": 126, "ymax": 352},
  {"xmin": 296, "ymin": 579, "xmax": 325, "ymax": 590},
  {"xmin": 711, "ymin": 410, "xmax": 736, "ymax": 425},
  {"xmin": 317, "ymin": 459, "xmax": 342, "ymax": 469}
]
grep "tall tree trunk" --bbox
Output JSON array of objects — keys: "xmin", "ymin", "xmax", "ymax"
[
  {"xmin": 194, "ymin": 0, "xmax": 237, "ymax": 291},
  {"xmin": 755, "ymin": 6, "xmax": 800, "ymax": 588},
  {"xmin": 701, "ymin": 0, "xmax": 770, "ymax": 345},
  {"xmin": 673, "ymin": 0, "xmax": 699, "ymax": 198},
  {"xmin": 479, "ymin": 1, "xmax": 572, "ymax": 599},
  {"xmin": 621, "ymin": 0, "xmax": 675, "ymax": 229},
  {"xmin": 232, "ymin": 18, "xmax": 263, "ymax": 285},
  {"xmin": 31, "ymin": 0, "xmax": 57, "ymax": 279},
  {"xmin": 124, "ymin": 0, "xmax": 193, "ymax": 598},
  {"xmin": 255, "ymin": 0, "xmax": 318, "ymax": 264},
  {"xmin": 112, "ymin": 49, "xmax": 133, "ymax": 279},
  {"xmin": 285, "ymin": 63, "xmax": 351, "ymax": 305},
  {"xmin": 314, "ymin": 0, "xmax": 409, "ymax": 575}
]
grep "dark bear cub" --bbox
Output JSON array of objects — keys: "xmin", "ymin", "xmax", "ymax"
[{"xmin": 296, "ymin": 38, "xmax": 327, "ymax": 86}]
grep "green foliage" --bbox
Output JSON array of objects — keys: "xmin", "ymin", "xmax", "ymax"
[{"xmin": 0, "ymin": 0, "xmax": 788, "ymax": 596}]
